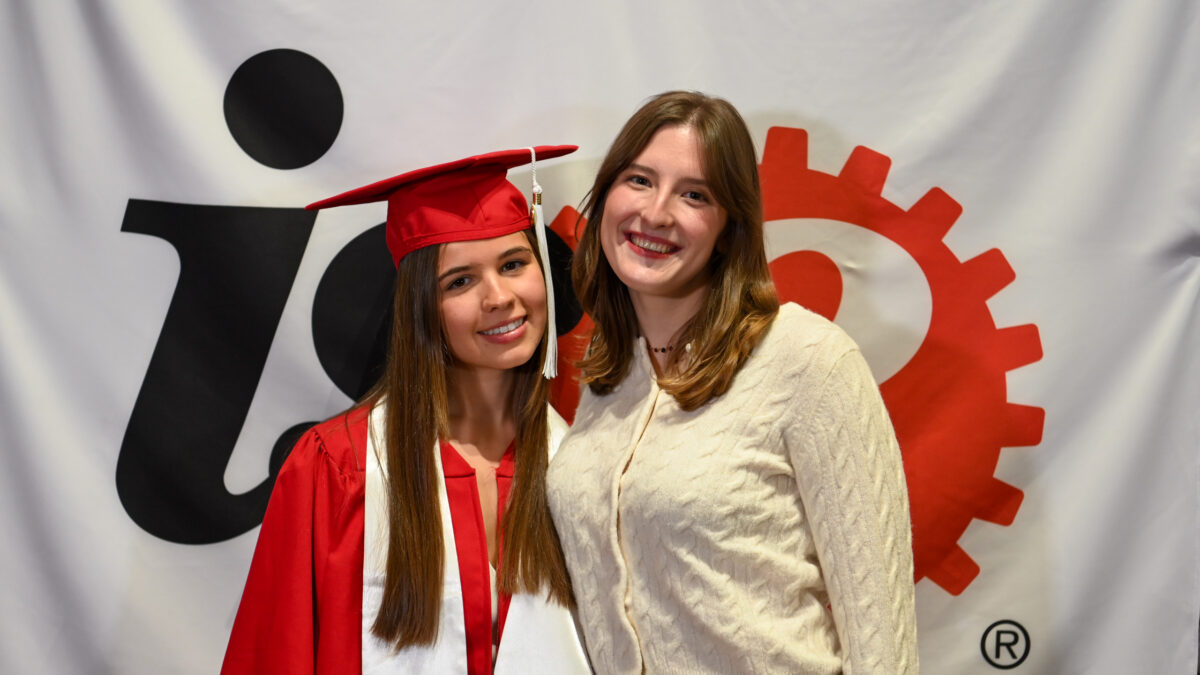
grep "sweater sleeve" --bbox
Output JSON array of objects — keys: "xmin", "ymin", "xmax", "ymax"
[
  {"xmin": 221, "ymin": 424, "xmax": 362, "ymax": 675},
  {"xmin": 783, "ymin": 345, "xmax": 919, "ymax": 675}
]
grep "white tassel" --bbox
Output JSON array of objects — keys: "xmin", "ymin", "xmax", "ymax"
[{"xmin": 528, "ymin": 148, "xmax": 557, "ymax": 379}]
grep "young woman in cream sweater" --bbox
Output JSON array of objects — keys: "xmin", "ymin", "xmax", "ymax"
[{"xmin": 548, "ymin": 92, "xmax": 918, "ymax": 674}]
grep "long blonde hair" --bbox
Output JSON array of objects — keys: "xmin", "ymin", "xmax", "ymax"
[{"xmin": 573, "ymin": 91, "xmax": 779, "ymax": 410}]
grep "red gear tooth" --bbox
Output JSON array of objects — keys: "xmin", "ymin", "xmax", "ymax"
[
  {"xmin": 906, "ymin": 188, "xmax": 962, "ymax": 240},
  {"xmin": 839, "ymin": 146, "xmax": 891, "ymax": 195},
  {"xmin": 759, "ymin": 128, "xmax": 1045, "ymax": 595},
  {"xmin": 988, "ymin": 324, "xmax": 1044, "ymax": 371},
  {"xmin": 762, "ymin": 126, "xmax": 809, "ymax": 173},
  {"xmin": 927, "ymin": 545, "xmax": 981, "ymax": 596},
  {"xmin": 549, "ymin": 205, "xmax": 583, "ymax": 248},
  {"xmin": 1001, "ymin": 404, "xmax": 1045, "ymax": 447},
  {"xmin": 960, "ymin": 249, "xmax": 1017, "ymax": 301},
  {"xmin": 975, "ymin": 479, "xmax": 1025, "ymax": 525}
]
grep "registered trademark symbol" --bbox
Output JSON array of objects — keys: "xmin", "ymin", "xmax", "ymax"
[{"xmin": 981, "ymin": 619, "xmax": 1030, "ymax": 668}]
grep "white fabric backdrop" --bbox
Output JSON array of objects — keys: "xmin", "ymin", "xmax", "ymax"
[{"xmin": 1, "ymin": 1, "xmax": 1197, "ymax": 673}]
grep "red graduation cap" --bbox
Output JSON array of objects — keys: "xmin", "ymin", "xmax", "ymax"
[
  {"xmin": 306, "ymin": 145, "xmax": 576, "ymax": 266},
  {"xmin": 306, "ymin": 144, "xmax": 576, "ymax": 378}
]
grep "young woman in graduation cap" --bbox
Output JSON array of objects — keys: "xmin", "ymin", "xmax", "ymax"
[{"xmin": 222, "ymin": 147, "xmax": 590, "ymax": 674}]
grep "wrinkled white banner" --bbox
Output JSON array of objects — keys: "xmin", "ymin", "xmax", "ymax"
[{"xmin": 1, "ymin": 2, "xmax": 1197, "ymax": 673}]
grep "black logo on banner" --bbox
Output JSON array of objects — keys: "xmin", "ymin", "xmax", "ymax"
[
  {"xmin": 981, "ymin": 619, "xmax": 1030, "ymax": 669},
  {"xmin": 116, "ymin": 49, "xmax": 348, "ymax": 544},
  {"xmin": 117, "ymin": 49, "xmax": 580, "ymax": 545},
  {"xmin": 224, "ymin": 48, "xmax": 344, "ymax": 170},
  {"xmin": 118, "ymin": 200, "xmax": 324, "ymax": 544}
]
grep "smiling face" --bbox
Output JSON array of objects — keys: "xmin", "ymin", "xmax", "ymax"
[
  {"xmin": 437, "ymin": 231, "xmax": 547, "ymax": 374},
  {"xmin": 599, "ymin": 124, "xmax": 728, "ymax": 309}
]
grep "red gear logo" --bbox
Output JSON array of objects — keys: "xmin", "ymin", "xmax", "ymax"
[
  {"xmin": 761, "ymin": 127, "xmax": 1045, "ymax": 594},
  {"xmin": 549, "ymin": 126, "xmax": 1044, "ymax": 594}
]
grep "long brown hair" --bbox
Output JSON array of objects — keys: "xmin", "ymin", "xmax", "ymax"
[
  {"xmin": 573, "ymin": 91, "xmax": 779, "ymax": 410},
  {"xmin": 365, "ymin": 229, "xmax": 573, "ymax": 649}
]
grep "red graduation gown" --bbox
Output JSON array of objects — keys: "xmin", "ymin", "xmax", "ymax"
[
  {"xmin": 221, "ymin": 407, "xmax": 519, "ymax": 675},
  {"xmin": 222, "ymin": 408, "xmax": 368, "ymax": 674}
]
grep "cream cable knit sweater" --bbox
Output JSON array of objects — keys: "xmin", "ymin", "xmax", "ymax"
[{"xmin": 548, "ymin": 303, "xmax": 918, "ymax": 674}]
